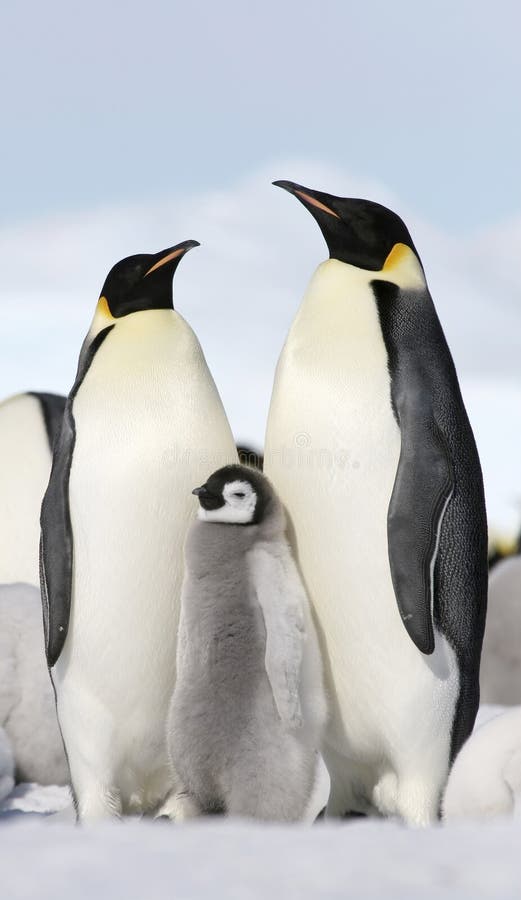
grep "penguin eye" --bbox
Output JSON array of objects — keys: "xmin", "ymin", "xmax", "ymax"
[{"xmin": 232, "ymin": 492, "xmax": 245, "ymax": 499}]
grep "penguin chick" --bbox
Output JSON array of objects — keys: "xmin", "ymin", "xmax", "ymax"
[
  {"xmin": 443, "ymin": 706, "xmax": 521, "ymax": 821},
  {"xmin": 162, "ymin": 465, "xmax": 327, "ymax": 822}
]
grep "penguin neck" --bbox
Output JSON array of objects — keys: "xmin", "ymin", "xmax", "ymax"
[
  {"xmin": 87, "ymin": 306, "xmax": 192, "ymax": 347},
  {"xmin": 82, "ymin": 307, "xmax": 205, "ymax": 377},
  {"xmin": 290, "ymin": 259, "xmax": 384, "ymax": 357},
  {"xmin": 289, "ymin": 252, "xmax": 426, "ymax": 362}
]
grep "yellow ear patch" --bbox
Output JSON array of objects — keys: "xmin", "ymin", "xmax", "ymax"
[
  {"xmin": 295, "ymin": 190, "xmax": 340, "ymax": 219},
  {"xmin": 383, "ymin": 243, "xmax": 412, "ymax": 271},
  {"xmin": 95, "ymin": 296, "xmax": 115, "ymax": 321},
  {"xmin": 145, "ymin": 247, "xmax": 185, "ymax": 276},
  {"xmin": 379, "ymin": 243, "xmax": 425, "ymax": 290}
]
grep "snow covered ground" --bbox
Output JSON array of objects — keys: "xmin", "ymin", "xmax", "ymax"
[
  {"xmin": 1, "ymin": 805, "xmax": 521, "ymax": 899},
  {"xmin": 1, "ymin": 708, "xmax": 520, "ymax": 900}
]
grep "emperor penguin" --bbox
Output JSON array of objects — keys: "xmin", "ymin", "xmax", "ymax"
[
  {"xmin": 0, "ymin": 391, "xmax": 65, "ymax": 585},
  {"xmin": 40, "ymin": 241, "xmax": 238, "ymax": 821},
  {"xmin": 162, "ymin": 464, "xmax": 327, "ymax": 822},
  {"xmin": 264, "ymin": 181, "xmax": 488, "ymax": 825}
]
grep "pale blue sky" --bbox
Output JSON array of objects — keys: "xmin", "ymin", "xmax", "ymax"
[
  {"xmin": 1, "ymin": 0, "xmax": 519, "ymax": 229},
  {"xmin": 0, "ymin": 2, "xmax": 520, "ymax": 530}
]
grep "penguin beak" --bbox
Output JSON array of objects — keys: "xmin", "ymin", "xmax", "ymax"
[
  {"xmin": 273, "ymin": 181, "xmax": 340, "ymax": 219},
  {"xmin": 145, "ymin": 240, "xmax": 200, "ymax": 277},
  {"xmin": 192, "ymin": 485, "xmax": 225, "ymax": 511}
]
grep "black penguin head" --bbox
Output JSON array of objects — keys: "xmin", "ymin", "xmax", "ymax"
[
  {"xmin": 273, "ymin": 180, "xmax": 419, "ymax": 272},
  {"xmin": 99, "ymin": 239, "xmax": 200, "ymax": 317},
  {"xmin": 192, "ymin": 465, "xmax": 273, "ymax": 526}
]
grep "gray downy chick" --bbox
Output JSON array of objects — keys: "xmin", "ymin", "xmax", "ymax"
[{"xmin": 162, "ymin": 464, "xmax": 327, "ymax": 822}]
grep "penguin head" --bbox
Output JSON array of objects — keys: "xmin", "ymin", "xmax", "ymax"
[
  {"xmin": 273, "ymin": 180, "xmax": 420, "ymax": 273},
  {"xmin": 98, "ymin": 239, "xmax": 200, "ymax": 318},
  {"xmin": 192, "ymin": 465, "xmax": 273, "ymax": 526}
]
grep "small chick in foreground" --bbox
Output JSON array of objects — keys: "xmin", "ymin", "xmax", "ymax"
[{"xmin": 162, "ymin": 465, "xmax": 327, "ymax": 822}]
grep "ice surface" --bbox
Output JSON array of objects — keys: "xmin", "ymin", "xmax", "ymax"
[
  {"xmin": 1, "ymin": 815, "xmax": 520, "ymax": 899},
  {"xmin": 1, "ymin": 707, "xmax": 519, "ymax": 899}
]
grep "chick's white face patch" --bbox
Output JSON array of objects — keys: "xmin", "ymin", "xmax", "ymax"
[{"xmin": 198, "ymin": 480, "xmax": 258, "ymax": 524}]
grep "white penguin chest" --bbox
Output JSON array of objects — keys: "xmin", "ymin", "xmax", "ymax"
[
  {"xmin": 266, "ymin": 263, "xmax": 401, "ymax": 582},
  {"xmin": 57, "ymin": 312, "xmax": 235, "ymax": 709}
]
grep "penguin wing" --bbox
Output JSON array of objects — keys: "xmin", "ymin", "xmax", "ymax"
[
  {"xmin": 250, "ymin": 546, "xmax": 305, "ymax": 727},
  {"xmin": 28, "ymin": 392, "xmax": 66, "ymax": 452},
  {"xmin": 39, "ymin": 399, "xmax": 76, "ymax": 668},
  {"xmin": 388, "ymin": 413, "xmax": 454, "ymax": 655},
  {"xmin": 40, "ymin": 326, "xmax": 115, "ymax": 668}
]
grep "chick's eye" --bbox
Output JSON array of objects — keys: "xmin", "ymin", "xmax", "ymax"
[{"xmin": 233, "ymin": 492, "xmax": 245, "ymax": 499}]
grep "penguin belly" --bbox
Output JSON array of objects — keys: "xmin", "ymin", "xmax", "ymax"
[
  {"xmin": 53, "ymin": 312, "xmax": 237, "ymax": 818},
  {"xmin": 167, "ymin": 571, "xmax": 319, "ymax": 823},
  {"xmin": 265, "ymin": 261, "xmax": 459, "ymax": 825}
]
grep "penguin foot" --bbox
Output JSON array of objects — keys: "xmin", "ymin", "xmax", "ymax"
[
  {"xmin": 75, "ymin": 784, "xmax": 122, "ymax": 822},
  {"xmin": 372, "ymin": 772, "xmax": 399, "ymax": 818},
  {"xmin": 373, "ymin": 771, "xmax": 441, "ymax": 826},
  {"xmin": 156, "ymin": 790, "xmax": 202, "ymax": 822}
]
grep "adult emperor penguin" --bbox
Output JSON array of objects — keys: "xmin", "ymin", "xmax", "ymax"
[
  {"xmin": 264, "ymin": 181, "xmax": 488, "ymax": 825},
  {"xmin": 162, "ymin": 464, "xmax": 327, "ymax": 822},
  {"xmin": 40, "ymin": 241, "xmax": 238, "ymax": 821},
  {"xmin": 0, "ymin": 391, "xmax": 65, "ymax": 585}
]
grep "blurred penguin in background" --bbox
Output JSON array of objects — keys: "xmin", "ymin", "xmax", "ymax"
[
  {"xmin": 0, "ymin": 583, "xmax": 68, "ymax": 786},
  {"xmin": 0, "ymin": 392, "xmax": 65, "ymax": 585},
  {"xmin": 443, "ymin": 706, "xmax": 521, "ymax": 821},
  {"xmin": 480, "ymin": 555, "xmax": 521, "ymax": 705},
  {"xmin": 0, "ymin": 727, "xmax": 15, "ymax": 804},
  {"xmin": 488, "ymin": 528, "xmax": 520, "ymax": 571},
  {"xmin": 163, "ymin": 465, "xmax": 327, "ymax": 822},
  {"xmin": 236, "ymin": 444, "xmax": 264, "ymax": 471}
]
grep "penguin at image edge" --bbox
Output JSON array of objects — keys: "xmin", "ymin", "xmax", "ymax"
[
  {"xmin": 0, "ymin": 391, "xmax": 65, "ymax": 585},
  {"xmin": 264, "ymin": 180, "xmax": 488, "ymax": 825}
]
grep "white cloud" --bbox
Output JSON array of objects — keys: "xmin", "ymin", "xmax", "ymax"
[{"xmin": 0, "ymin": 161, "xmax": 519, "ymax": 530}]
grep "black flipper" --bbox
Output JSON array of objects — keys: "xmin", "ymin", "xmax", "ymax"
[
  {"xmin": 374, "ymin": 277, "xmax": 487, "ymax": 758},
  {"xmin": 40, "ymin": 327, "xmax": 114, "ymax": 667},
  {"xmin": 373, "ymin": 277, "xmax": 487, "ymax": 674},
  {"xmin": 387, "ymin": 398, "xmax": 454, "ymax": 654},
  {"xmin": 28, "ymin": 392, "xmax": 66, "ymax": 452}
]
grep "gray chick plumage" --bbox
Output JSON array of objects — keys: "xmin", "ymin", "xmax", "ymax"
[{"xmin": 164, "ymin": 470, "xmax": 327, "ymax": 822}]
